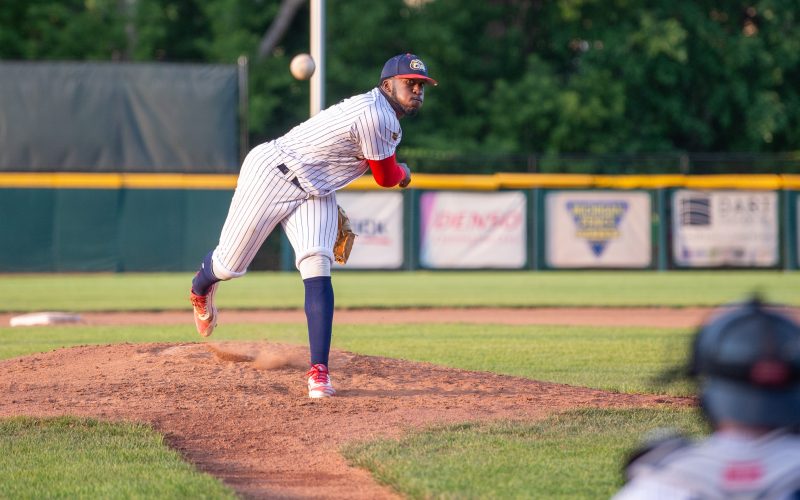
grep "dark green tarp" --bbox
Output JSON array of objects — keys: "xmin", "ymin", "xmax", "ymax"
[{"xmin": 0, "ymin": 61, "xmax": 239, "ymax": 172}]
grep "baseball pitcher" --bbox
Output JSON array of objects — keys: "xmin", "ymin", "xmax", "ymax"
[{"xmin": 189, "ymin": 53, "xmax": 437, "ymax": 398}]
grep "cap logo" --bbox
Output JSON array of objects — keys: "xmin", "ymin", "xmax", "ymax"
[
  {"xmin": 409, "ymin": 59, "xmax": 426, "ymax": 72},
  {"xmin": 750, "ymin": 360, "xmax": 791, "ymax": 385}
]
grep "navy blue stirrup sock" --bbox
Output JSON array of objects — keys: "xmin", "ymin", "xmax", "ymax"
[
  {"xmin": 191, "ymin": 251, "xmax": 219, "ymax": 296},
  {"xmin": 303, "ymin": 276, "xmax": 334, "ymax": 366}
]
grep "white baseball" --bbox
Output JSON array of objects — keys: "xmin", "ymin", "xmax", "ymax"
[{"xmin": 290, "ymin": 53, "xmax": 315, "ymax": 80}]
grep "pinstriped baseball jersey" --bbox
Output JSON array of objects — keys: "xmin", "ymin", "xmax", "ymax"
[
  {"xmin": 615, "ymin": 430, "xmax": 800, "ymax": 499},
  {"xmin": 212, "ymin": 87, "xmax": 402, "ymax": 276},
  {"xmin": 274, "ymin": 87, "xmax": 402, "ymax": 196}
]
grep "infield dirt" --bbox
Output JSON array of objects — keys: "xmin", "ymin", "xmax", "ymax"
[{"xmin": 0, "ymin": 307, "xmax": 713, "ymax": 499}]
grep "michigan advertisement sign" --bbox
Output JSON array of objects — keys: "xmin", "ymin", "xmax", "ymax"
[{"xmin": 545, "ymin": 191, "xmax": 652, "ymax": 268}]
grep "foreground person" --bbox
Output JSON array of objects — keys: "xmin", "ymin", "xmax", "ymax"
[{"xmin": 615, "ymin": 297, "xmax": 800, "ymax": 499}]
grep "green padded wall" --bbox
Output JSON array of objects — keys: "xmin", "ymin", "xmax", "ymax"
[{"xmin": 0, "ymin": 188, "xmax": 233, "ymax": 272}]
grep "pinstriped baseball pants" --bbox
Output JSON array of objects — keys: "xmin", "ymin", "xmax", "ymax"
[{"xmin": 212, "ymin": 144, "xmax": 338, "ymax": 277}]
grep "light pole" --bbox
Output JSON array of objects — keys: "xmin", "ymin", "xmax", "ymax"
[{"xmin": 310, "ymin": 0, "xmax": 325, "ymax": 116}]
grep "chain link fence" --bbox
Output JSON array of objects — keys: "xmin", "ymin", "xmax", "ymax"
[{"xmin": 402, "ymin": 150, "xmax": 800, "ymax": 175}]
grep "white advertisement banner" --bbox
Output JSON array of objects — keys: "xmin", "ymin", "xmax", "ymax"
[
  {"xmin": 672, "ymin": 190, "xmax": 778, "ymax": 267},
  {"xmin": 546, "ymin": 191, "xmax": 652, "ymax": 268},
  {"xmin": 419, "ymin": 191, "xmax": 526, "ymax": 269},
  {"xmin": 335, "ymin": 191, "xmax": 404, "ymax": 269}
]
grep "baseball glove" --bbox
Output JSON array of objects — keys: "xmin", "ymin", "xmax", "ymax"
[{"xmin": 333, "ymin": 205, "xmax": 357, "ymax": 264}]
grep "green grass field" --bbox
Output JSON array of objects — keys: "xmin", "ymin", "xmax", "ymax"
[
  {"xmin": 0, "ymin": 417, "xmax": 236, "ymax": 499},
  {"xmin": 1, "ymin": 270, "xmax": 798, "ymax": 312},
  {"xmin": 343, "ymin": 408, "xmax": 709, "ymax": 499},
  {"xmin": 1, "ymin": 271, "xmax": 797, "ymax": 498}
]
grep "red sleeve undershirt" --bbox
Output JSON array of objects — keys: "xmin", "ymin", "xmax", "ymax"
[{"xmin": 367, "ymin": 154, "xmax": 405, "ymax": 187}]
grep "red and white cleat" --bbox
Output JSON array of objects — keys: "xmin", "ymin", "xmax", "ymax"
[
  {"xmin": 307, "ymin": 363, "xmax": 336, "ymax": 398},
  {"xmin": 189, "ymin": 283, "xmax": 218, "ymax": 337}
]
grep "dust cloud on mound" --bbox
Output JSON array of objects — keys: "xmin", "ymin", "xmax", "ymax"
[
  {"xmin": 0, "ymin": 340, "xmax": 693, "ymax": 499},
  {"xmin": 206, "ymin": 342, "xmax": 308, "ymax": 370}
]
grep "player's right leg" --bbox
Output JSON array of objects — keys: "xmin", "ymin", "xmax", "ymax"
[
  {"xmin": 190, "ymin": 144, "xmax": 307, "ymax": 337},
  {"xmin": 283, "ymin": 193, "xmax": 338, "ymax": 397}
]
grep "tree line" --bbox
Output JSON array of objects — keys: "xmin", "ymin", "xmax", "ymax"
[{"xmin": 2, "ymin": 0, "xmax": 798, "ymax": 173}]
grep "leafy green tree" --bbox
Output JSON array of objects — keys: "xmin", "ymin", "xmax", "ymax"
[
  {"xmin": 0, "ymin": 0, "xmax": 125, "ymax": 59},
  {"xmin": 2, "ymin": 0, "xmax": 799, "ymax": 172},
  {"xmin": 131, "ymin": 0, "xmax": 211, "ymax": 61}
]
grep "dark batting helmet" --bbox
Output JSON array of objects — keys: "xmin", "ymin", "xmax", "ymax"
[{"xmin": 689, "ymin": 297, "xmax": 800, "ymax": 428}]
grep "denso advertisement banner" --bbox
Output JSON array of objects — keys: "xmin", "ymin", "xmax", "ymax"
[
  {"xmin": 672, "ymin": 190, "xmax": 778, "ymax": 267},
  {"xmin": 419, "ymin": 191, "xmax": 526, "ymax": 268},
  {"xmin": 335, "ymin": 191, "xmax": 404, "ymax": 269},
  {"xmin": 546, "ymin": 191, "xmax": 652, "ymax": 268}
]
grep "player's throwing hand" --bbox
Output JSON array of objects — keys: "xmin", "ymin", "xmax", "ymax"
[{"xmin": 398, "ymin": 163, "xmax": 412, "ymax": 188}]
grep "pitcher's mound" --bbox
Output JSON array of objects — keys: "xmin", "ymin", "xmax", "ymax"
[{"xmin": 0, "ymin": 341, "xmax": 693, "ymax": 499}]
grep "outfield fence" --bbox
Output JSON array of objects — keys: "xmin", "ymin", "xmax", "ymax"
[{"xmin": 0, "ymin": 172, "xmax": 797, "ymax": 272}]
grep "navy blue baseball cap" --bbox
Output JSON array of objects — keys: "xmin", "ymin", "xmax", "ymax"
[{"xmin": 380, "ymin": 53, "xmax": 438, "ymax": 86}]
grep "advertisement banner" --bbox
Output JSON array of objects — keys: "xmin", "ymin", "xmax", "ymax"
[
  {"xmin": 419, "ymin": 191, "xmax": 526, "ymax": 268},
  {"xmin": 335, "ymin": 192, "xmax": 404, "ymax": 269},
  {"xmin": 546, "ymin": 191, "xmax": 652, "ymax": 268},
  {"xmin": 672, "ymin": 190, "xmax": 778, "ymax": 267}
]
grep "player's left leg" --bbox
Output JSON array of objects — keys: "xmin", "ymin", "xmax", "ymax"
[
  {"xmin": 282, "ymin": 192, "xmax": 338, "ymax": 398},
  {"xmin": 190, "ymin": 145, "xmax": 307, "ymax": 337}
]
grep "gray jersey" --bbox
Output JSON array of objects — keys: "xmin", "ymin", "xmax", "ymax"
[
  {"xmin": 274, "ymin": 87, "xmax": 402, "ymax": 196},
  {"xmin": 614, "ymin": 430, "xmax": 800, "ymax": 500}
]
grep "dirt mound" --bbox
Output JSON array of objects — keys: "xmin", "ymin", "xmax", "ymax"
[{"xmin": 0, "ymin": 341, "xmax": 693, "ymax": 499}]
